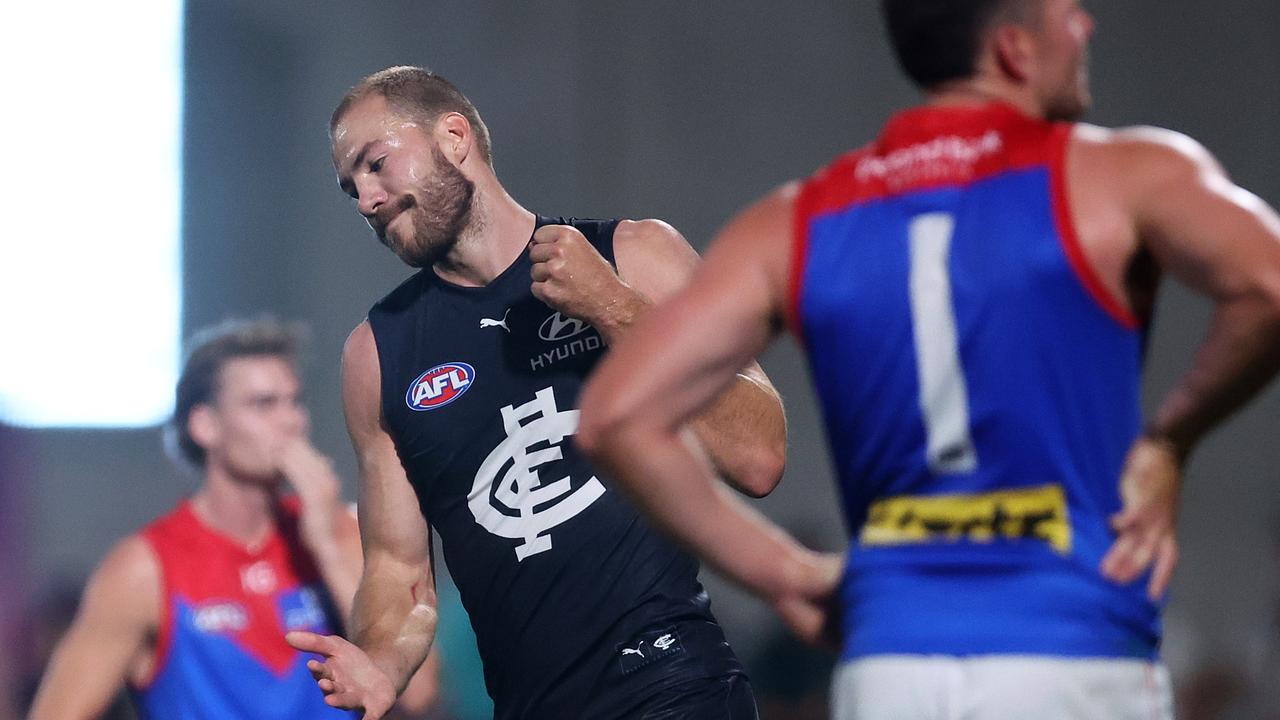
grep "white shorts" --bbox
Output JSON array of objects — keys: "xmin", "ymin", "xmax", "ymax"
[{"xmin": 831, "ymin": 655, "xmax": 1172, "ymax": 720}]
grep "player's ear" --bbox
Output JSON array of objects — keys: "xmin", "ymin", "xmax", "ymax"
[
  {"xmin": 437, "ymin": 112, "xmax": 472, "ymax": 166},
  {"xmin": 188, "ymin": 404, "xmax": 220, "ymax": 453},
  {"xmin": 991, "ymin": 23, "xmax": 1035, "ymax": 84}
]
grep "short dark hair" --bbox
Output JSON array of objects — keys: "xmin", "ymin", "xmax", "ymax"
[
  {"xmin": 331, "ymin": 66, "xmax": 493, "ymax": 166},
  {"xmin": 881, "ymin": 0, "xmax": 1036, "ymax": 90},
  {"xmin": 169, "ymin": 318, "xmax": 304, "ymax": 466}
]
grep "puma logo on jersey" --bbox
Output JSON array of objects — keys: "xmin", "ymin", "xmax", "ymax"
[
  {"xmin": 480, "ymin": 309, "xmax": 510, "ymax": 332},
  {"xmin": 616, "ymin": 627, "xmax": 683, "ymax": 674}
]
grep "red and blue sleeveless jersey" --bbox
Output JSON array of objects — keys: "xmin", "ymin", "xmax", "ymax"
[
  {"xmin": 790, "ymin": 102, "xmax": 1160, "ymax": 660},
  {"xmin": 128, "ymin": 500, "xmax": 356, "ymax": 719}
]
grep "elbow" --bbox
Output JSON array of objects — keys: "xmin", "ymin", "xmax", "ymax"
[
  {"xmin": 731, "ymin": 441, "xmax": 786, "ymax": 498},
  {"xmin": 575, "ymin": 390, "xmax": 629, "ymax": 464},
  {"xmin": 577, "ymin": 385, "xmax": 662, "ymax": 474}
]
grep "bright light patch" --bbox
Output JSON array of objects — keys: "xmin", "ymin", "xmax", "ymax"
[{"xmin": 0, "ymin": 3, "xmax": 183, "ymax": 427}]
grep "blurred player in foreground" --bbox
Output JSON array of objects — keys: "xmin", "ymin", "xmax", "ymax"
[{"xmin": 578, "ymin": 1, "xmax": 1280, "ymax": 717}]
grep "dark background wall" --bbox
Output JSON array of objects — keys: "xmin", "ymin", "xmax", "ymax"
[{"xmin": 9, "ymin": 0, "xmax": 1280, "ymax": 709}]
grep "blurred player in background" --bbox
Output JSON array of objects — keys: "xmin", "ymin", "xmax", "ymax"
[
  {"xmin": 30, "ymin": 318, "xmax": 435, "ymax": 719},
  {"xmin": 578, "ymin": 0, "xmax": 1280, "ymax": 718}
]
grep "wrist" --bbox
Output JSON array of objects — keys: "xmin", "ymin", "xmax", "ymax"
[
  {"xmin": 1140, "ymin": 427, "xmax": 1192, "ymax": 467},
  {"xmin": 757, "ymin": 543, "xmax": 818, "ymax": 606},
  {"xmin": 300, "ymin": 530, "xmax": 344, "ymax": 566},
  {"xmin": 589, "ymin": 285, "xmax": 650, "ymax": 343}
]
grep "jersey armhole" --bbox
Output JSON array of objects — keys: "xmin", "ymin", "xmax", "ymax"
[
  {"xmin": 129, "ymin": 533, "xmax": 170, "ymax": 691},
  {"xmin": 786, "ymin": 182, "xmax": 814, "ymax": 347},
  {"xmin": 1048, "ymin": 123, "xmax": 1140, "ymax": 330}
]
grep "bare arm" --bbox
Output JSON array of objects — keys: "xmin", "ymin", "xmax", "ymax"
[
  {"xmin": 531, "ymin": 219, "xmax": 787, "ymax": 496},
  {"xmin": 29, "ymin": 537, "xmax": 159, "ymax": 720},
  {"xmin": 1091, "ymin": 128, "xmax": 1280, "ymax": 595},
  {"xmin": 346, "ymin": 505, "xmax": 440, "ymax": 717},
  {"xmin": 289, "ymin": 321, "xmax": 436, "ymax": 717},
  {"xmin": 278, "ymin": 443, "xmax": 365, "ymax": 622},
  {"xmin": 577, "ymin": 188, "xmax": 841, "ymax": 643},
  {"xmin": 345, "ymin": 320, "xmax": 438, "ymax": 691},
  {"xmin": 1123, "ymin": 129, "xmax": 1280, "ymax": 457}
]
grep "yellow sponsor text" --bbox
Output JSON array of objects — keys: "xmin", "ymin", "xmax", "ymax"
[{"xmin": 859, "ymin": 484, "xmax": 1071, "ymax": 554}]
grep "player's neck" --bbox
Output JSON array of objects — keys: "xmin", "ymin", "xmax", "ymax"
[
  {"xmin": 926, "ymin": 77, "xmax": 1043, "ymax": 119},
  {"xmin": 192, "ymin": 468, "xmax": 278, "ymax": 550},
  {"xmin": 433, "ymin": 178, "xmax": 536, "ymax": 288}
]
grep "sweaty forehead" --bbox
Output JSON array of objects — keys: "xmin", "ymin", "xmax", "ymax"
[{"xmin": 332, "ymin": 96, "xmax": 423, "ymax": 168}]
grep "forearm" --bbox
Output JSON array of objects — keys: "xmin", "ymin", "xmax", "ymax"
[
  {"xmin": 589, "ymin": 285, "xmax": 650, "ymax": 346},
  {"xmin": 308, "ymin": 536, "xmax": 363, "ymax": 622},
  {"xmin": 1147, "ymin": 296, "xmax": 1280, "ymax": 460},
  {"xmin": 349, "ymin": 558, "xmax": 438, "ymax": 694},
  {"xmin": 594, "ymin": 423, "xmax": 816, "ymax": 604},
  {"xmin": 591, "ymin": 289, "xmax": 786, "ymax": 495},
  {"xmin": 30, "ymin": 632, "xmax": 132, "ymax": 720},
  {"xmin": 688, "ymin": 370, "xmax": 786, "ymax": 497}
]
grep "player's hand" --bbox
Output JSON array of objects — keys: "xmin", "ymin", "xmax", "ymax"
[
  {"xmin": 771, "ymin": 551, "xmax": 844, "ymax": 651},
  {"xmin": 529, "ymin": 224, "xmax": 631, "ymax": 325},
  {"xmin": 286, "ymin": 631, "xmax": 397, "ymax": 719},
  {"xmin": 1100, "ymin": 436, "xmax": 1182, "ymax": 601},
  {"xmin": 277, "ymin": 439, "xmax": 344, "ymax": 552}
]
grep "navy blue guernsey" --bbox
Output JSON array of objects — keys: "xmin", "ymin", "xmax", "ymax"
[{"xmin": 367, "ymin": 216, "xmax": 741, "ymax": 719}]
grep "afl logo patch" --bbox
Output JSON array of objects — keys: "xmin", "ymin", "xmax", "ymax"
[{"xmin": 406, "ymin": 362, "xmax": 475, "ymax": 411}]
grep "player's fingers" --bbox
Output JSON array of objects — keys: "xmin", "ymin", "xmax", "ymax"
[
  {"xmin": 528, "ymin": 242, "xmax": 558, "ymax": 263},
  {"xmin": 307, "ymin": 658, "xmax": 330, "ymax": 680},
  {"xmin": 318, "ymin": 677, "xmax": 338, "ymax": 693},
  {"xmin": 531, "ymin": 225, "xmax": 567, "ymax": 245},
  {"xmin": 1108, "ymin": 506, "xmax": 1138, "ymax": 533},
  {"xmin": 531, "ymin": 263, "xmax": 551, "ymax": 283},
  {"xmin": 1147, "ymin": 536, "xmax": 1179, "ymax": 601},
  {"xmin": 1100, "ymin": 532, "xmax": 1142, "ymax": 581},
  {"xmin": 531, "ymin": 280, "xmax": 557, "ymax": 306},
  {"xmin": 1111, "ymin": 527, "xmax": 1159, "ymax": 583},
  {"xmin": 286, "ymin": 630, "xmax": 333, "ymax": 655}
]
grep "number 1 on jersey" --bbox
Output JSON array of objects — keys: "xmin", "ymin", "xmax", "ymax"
[{"xmin": 908, "ymin": 212, "xmax": 979, "ymax": 474}]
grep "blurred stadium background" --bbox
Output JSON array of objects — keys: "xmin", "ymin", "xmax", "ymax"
[{"xmin": 1, "ymin": 1, "xmax": 1277, "ymax": 717}]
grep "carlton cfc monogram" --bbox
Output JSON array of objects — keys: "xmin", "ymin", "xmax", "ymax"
[{"xmin": 469, "ymin": 386, "xmax": 605, "ymax": 560}]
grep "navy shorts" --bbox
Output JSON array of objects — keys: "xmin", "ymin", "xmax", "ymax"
[{"xmin": 583, "ymin": 617, "xmax": 757, "ymax": 720}]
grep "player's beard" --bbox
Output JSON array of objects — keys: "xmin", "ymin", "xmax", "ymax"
[
  {"xmin": 1044, "ymin": 49, "xmax": 1091, "ymax": 122},
  {"xmin": 381, "ymin": 145, "xmax": 476, "ymax": 268}
]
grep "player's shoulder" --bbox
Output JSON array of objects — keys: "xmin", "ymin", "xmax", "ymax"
[
  {"xmin": 613, "ymin": 218, "xmax": 700, "ymax": 272},
  {"xmin": 614, "ymin": 218, "xmax": 684, "ymax": 247},
  {"xmin": 343, "ymin": 319, "xmax": 377, "ymax": 364},
  {"xmin": 90, "ymin": 533, "xmax": 163, "ymax": 603},
  {"xmin": 1071, "ymin": 123, "xmax": 1222, "ymax": 178}
]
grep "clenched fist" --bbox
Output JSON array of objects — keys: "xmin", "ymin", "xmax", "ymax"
[{"xmin": 529, "ymin": 224, "xmax": 634, "ymax": 328}]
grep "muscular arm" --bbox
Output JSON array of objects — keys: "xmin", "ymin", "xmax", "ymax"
[
  {"xmin": 613, "ymin": 219, "xmax": 787, "ymax": 497},
  {"xmin": 29, "ymin": 537, "xmax": 159, "ymax": 720},
  {"xmin": 283, "ymin": 462, "xmax": 364, "ymax": 623},
  {"xmin": 1078, "ymin": 127, "xmax": 1280, "ymax": 594},
  {"xmin": 343, "ymin": 321, "xmax": 438, "ymax": 696},
  {"xmin": 1120, "ymin": 128, "xmax": 1280, "ymax": 459},
  {"xmin": 532, "ymin": 219, "xmax": 787, "ymax": 496},
  {"xmin": 577, "ymin": 188, "xmax": 840, "ymax": 642}
]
